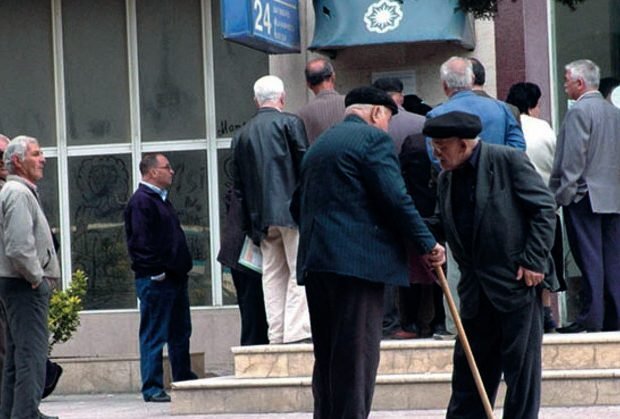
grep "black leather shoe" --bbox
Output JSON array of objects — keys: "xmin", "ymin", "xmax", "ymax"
[
  {"xmin": 555, "ymin": 322, "xmax": 587, "ymax": 334},
  {"xmin": 145, "ymin": 391, "xmax": 171, "ymax": 403},
  {"xmin": 42, "ymin": 362, "xmax": 63, "ymax": 399},
  {"xmin": 37, "ymin": 410, "xmax": 59, "ymax": 419}
]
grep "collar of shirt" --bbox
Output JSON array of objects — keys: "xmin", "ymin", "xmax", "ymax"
[
  {"xmin": 140, "ymin": 180, "xmax": 168, "ymax": 201},
  {"xmin": 577, "ymin": 90, "xmax": 602, "ymax": 102},
  {"xmin": 455, "ymin": 141, "xmax": 482, "ymax": 172}
]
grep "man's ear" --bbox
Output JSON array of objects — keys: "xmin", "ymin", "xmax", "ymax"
[{"xmin": 370, "ymin": 105, "xmax": 382, "ymax": 123}]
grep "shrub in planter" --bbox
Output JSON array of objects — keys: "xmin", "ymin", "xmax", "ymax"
[{"xmin": 48, "ymin": 269, "xmax": 88, "ymax": 354}]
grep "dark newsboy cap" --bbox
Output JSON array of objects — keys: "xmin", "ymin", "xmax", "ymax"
[
  {"xmin": 345, "ymin": 86, "xmax": 399, "ymax": 115},
  {"xmin": 372, "ymin": 77, "xmax": 404, "ymax": 93},
  {"xmin": 423, "ymin": 111, "xmax": 482, "ymax": 139}
]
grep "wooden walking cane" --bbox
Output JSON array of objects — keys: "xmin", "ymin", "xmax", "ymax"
[{"xmin": 434, "ymin": 266, "xmax": 495, "ymax": 419}]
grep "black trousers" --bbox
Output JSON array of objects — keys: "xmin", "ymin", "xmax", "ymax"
[
  {"xmin": 564, "ymin": 195, "xmax": 620, "ymax": 331},
  {"xmin": 305, "ymin": 272, "xmax": 384, "ymax": 419},
  {"xmin": 0, "ymin": 278, "xmax": 50, "ymax": 419},
  {"xmin": 447, "ymin": 290, "xmax": 542, "ymax": 419},
  {"xmin": 231, "ymin": 268, "xmax": 269, "ymax": 346}
]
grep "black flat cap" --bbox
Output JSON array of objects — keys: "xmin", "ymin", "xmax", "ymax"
[
  {"xmin": 372, "ymin": 77, "xmax": 404, "ymax": 93},
  {"xmin": 423, "ymin": 111, "xmax": 482, "ymax": 139},
  {"xmin": 345, "ymin": 86, "xmax": 399, "ymax": 115}
]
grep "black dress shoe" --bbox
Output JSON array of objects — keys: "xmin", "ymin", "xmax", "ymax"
[
  {"xmin": 555, "ymin": 322, "xmax": 587, "ymax": 334},
  {"xmin": 42, "ymin": 362, "xmax": 63, "ymax": 399},
  {"xmin": 145, "ymin": 390, "xmax": 171, "ymax": 402}
]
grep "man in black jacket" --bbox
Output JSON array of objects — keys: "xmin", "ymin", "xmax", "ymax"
[
  {"xmin": 426, "ymin": 111, "xmax": 556, "ymax": 419},
  {"xmin": 232, "ymin": 75, "xmax": 311, "ymax": 344}
]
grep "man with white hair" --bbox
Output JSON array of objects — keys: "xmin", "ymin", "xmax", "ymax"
[
  {"xmin": 426, "ymin": 56, "xmax": 526, "ymax": 340},
  {"xmin": 231, "ymin": 75, "xmax": 311, "ymax": 344},
  {"xmin": 0, "ymin": 136, "xmax": 60, "ymax": 419},
  {"xmin": 551, "ymin": 59, "xmax": 620, "ymax": 333}
]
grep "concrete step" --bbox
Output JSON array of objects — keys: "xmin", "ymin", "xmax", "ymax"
[
  {"xmin": 171, "ymin": 368, "xmax": 620, "ymax": 415},
  {"xmin": 51, "ymin": 352, "xmax": 205, "ymax": 394},
  {"xmin": 233, "ymin": 332, "xmax": 620, "ymax": 378}
]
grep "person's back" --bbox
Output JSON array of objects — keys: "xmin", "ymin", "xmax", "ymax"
[
  {"xmin": 297, "ymin": 57, "xmax": 345, "ymax": 145},
  {"xmin": 233, "ymin": 107, "xmax": 307, "ymax": 241}
]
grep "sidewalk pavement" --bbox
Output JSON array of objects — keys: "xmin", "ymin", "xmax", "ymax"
[{"xmin": 41, "ymin": 393, "xmax": 620, "ymax": 419}]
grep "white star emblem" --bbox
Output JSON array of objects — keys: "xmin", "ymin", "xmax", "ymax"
[{"xmin": 364, "ymin": 0, "xmax": 404, "ymax": 34}]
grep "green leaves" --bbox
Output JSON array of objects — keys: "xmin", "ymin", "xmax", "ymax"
[{"xmin": 48, "ymin": 270, "xmax": 88, "ymax": 354}]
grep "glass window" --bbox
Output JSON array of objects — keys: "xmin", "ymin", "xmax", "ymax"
[
  {"xmin": 137, "ymin": 0, "xmax": 205, "ymax": 141},
  {"xmin": 62, "ymin": 0, "xmax": 131, "ymax": 145},
  {"xmin": 211, "ymin": 0, "xmax": 269, "ymax": 138},
  {"xmin": 163, "ymin": 150, "xmax": 212, "ymax": 306},
  {"xmin": 217, "ymin": 147, "xmax": 237, "ymax": 305},
  {"xmin": 0, "ymin": 0, "xmax": 55, "ymax": 146},
  {"xmin": 69, "ymin": 155, "xmax": 135, "ymax": 310},
  {"xmin": 554, "ymin": 0, "xmax": 620, "ymax": 120},
  {"xmin": 39, "ymin": 158, "xmax": 60, "ymax": 272}
]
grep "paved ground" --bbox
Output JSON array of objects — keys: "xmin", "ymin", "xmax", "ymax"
[{"xmin": 41, "ymin": 393, "xmax": 620, "ymax": 418}]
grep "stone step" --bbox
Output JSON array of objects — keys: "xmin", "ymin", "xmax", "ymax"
[
  {"xmin": 233, "ymin": 332, "xmax": 620, "ymax": 378},
  {"xmin": 171, "ymin": 368, "xmax": 620, "ymax": 415},
  {"xmin": 51, "ymin": 352, "xmax": 205, "ymax": 394}
]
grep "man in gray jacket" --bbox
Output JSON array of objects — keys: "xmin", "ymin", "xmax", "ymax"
[
  {"xmin": 0, "ymin": 135, "xmax": 60, "ymax": 419},
  {"xmin": 551, "ymin": 59, "xmax": 620, "ymax": 333}
]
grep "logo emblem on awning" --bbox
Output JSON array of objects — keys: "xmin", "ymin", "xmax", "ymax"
[{"xmin": 363, "ymin": 0, "xmax": 403, "ymax": 34}]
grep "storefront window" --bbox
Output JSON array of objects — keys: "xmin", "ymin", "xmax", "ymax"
[
  {"xmin": 0, "ymin": 0, "xmax": 55, "ymax": 146},
  {"xmin": 69, "ymin": 154, "xmax": 135, "ymax": 310},
  {"xmin": 553, "ymin": 0, "xmax": 620, "ymax": 121},
  {"xmin": 137, "ymin": 0, "xmax": 206, "ymax": 141},
  {"xmin": 62, "ymin": 0, "xmax": 131, "ymax": 145},
  {"xmin": 211, "ymin": 0, "xmax": 269, "ymax": 138}
]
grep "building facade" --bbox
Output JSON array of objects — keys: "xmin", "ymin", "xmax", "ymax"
[{"xmin": 0, "ymin": 0, "xmax": 617, "ymax": 373}]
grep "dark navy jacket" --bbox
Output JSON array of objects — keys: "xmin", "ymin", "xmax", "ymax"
[
  {"xmin": 124, "ymin": 184, "xmax": 192, "ymax": 280},
  {"xmin": 292, "ymin": 115, "xmax": 437, "ymax": 287}
]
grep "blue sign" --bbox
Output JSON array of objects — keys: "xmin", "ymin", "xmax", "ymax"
[
  {"xmin": 310, "ymin": 0, "xmax": 475, "ymax": 51},
  {"xmin": 221, "ymin": 0, "xmax": 301, "ymax": 54}
]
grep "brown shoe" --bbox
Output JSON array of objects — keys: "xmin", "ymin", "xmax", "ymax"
[{"xmin": 391, "ymin": 329, "xmax": 417, "ymax": 340}]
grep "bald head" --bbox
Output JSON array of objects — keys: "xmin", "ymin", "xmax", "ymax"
[
  {"xmin": 305, "ymin": 58, "xmax": 336, "ymax": 94},
  {"xmin": 440, "ymin": 56, "xmax": 474, "ymax": 97}
]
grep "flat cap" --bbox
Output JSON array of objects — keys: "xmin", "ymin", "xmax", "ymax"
[
  {"xmin": 423, "ymin": 111, "xmax": 482, "ymax": 139},
  {"xmin": 372, "ymin": 77, "xmax": 404, "ymax": 93},
  {"xmin": 345, "ymin": 86, "xmax": 399, "ymax": 115}
]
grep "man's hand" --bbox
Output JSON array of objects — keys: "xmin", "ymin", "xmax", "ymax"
[
  {"xmin": 31, "ymin": 277, "xmax": 58, "ymax": 291},
  {"xmin": 516, "ymin": 266, "xmax": 544, "ymax": 287},
  {"xmin": 424, "ymin": 243, "xmax": 446, "ymax": 267}
]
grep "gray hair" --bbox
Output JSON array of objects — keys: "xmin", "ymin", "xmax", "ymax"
[
  {"xmin": 254, "ymin": 75, "xmax": 285, "ymax": 104},
  {"xmin": 440, "ymin": 57, "xmax": 474, "ymax": 91},
  {"xmin": 565, "ymin": 59, "xmax": 600, "ymax": 89},
  {"xmin": 4, "ymin": 135, "xmax": 39, "ymax": 174}
]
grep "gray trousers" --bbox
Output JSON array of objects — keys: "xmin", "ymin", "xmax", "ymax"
[
  {"xmin": 0, "ymin": 278, "xmax": 50, "ymax": 419},
  {"xmin": 444, "ymin": 244, "xmax": 461, "ymax": 334}
]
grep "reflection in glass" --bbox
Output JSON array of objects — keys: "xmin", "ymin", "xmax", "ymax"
[
  {"xmin": 39, "ymin": 158, "xmax": 61, "ymax": 278},
  {"xmin": 69, "ymin": 155, "xmax": 135, "ymax": 310},
  {"xmin": 217, "ymin": 148, "xmax": 237, "ymax": 305},
  {"xmin": 164, "ymin": 150, "xmax": 214, "ymax": 306},
  {"xmin": 0, "ymin": 0, "xmax": 55, "ymax": 146},
  {"xmin": 62, "ymin": 0, "xmax": 130, "ymax": 145},
  {"xmin": 137, "ymin": 0, "xmax": 205, "ymax": 141},
  {"xmin": 211, "ymin": 0, "xmax": 268, "ymax": 138}
]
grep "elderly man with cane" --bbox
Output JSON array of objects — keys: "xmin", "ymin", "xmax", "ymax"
[{"xmin": 426, "ymin": 111, "xmax": 557, "ymax": 419}]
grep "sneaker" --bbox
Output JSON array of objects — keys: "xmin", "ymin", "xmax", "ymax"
[{"xmin": 433, "ymin": 329, "xmax": 456, "ymax": 340}]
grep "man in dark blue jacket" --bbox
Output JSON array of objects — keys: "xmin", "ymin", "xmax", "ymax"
[
  {"xmin": 292, "ymin": 87, "xmax": 445, "ymax": 419},
  {"xmin": 124, "ymin": 153, "xmax": 197, "ymax": 403}
]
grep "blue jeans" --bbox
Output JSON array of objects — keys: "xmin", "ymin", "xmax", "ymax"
[{"xmin": 135, "ymin": 277, "xmax": 196, "ymax": 399}]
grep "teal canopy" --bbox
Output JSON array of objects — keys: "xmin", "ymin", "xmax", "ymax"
[{"xmin": 309, "ymin": 0, "xmax": 475, "ymax": 51}]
